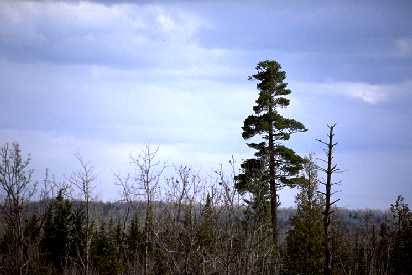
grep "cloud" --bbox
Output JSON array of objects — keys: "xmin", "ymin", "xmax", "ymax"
[
  {"xmin": 1, "ymin": 0, "xmax": 411, "ymax": 84},
  {"xmin": 0, "ymin": 1, "xmax": 221, "ymax": 70},
  {"xmin": 0, "ymin": 59, "xmax": 255, "ymax": 149},
  {"xmin": 293, "ymin": 81, "xmax": 411, "ymax": 104},
  {"xmin": 0, "ymin": 0, "xmax": 411, "ymax": 207}
]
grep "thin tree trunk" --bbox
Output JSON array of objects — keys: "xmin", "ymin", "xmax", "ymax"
[
  {"xmin": 322, "ymin": 125, "xmax": 336, "ymax": 275},
  {"xmin": 85, "ymin": 193, "xmax": 89, "ymax": 275}
]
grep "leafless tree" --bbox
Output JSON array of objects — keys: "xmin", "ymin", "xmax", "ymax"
[
  {"xmin": 0, "ymin": 143, "xmax": 36, "ymax": 275},
  {"xmin": 130, "ymin": 145, "xmax": 165, "ymax": 275},
  {"xmin": 317, "ymin": 124, "xmax": 341, "ymax": 275},
  {"xmin": 68, "ymin": 154, "xmax": 96, "ymax": 275}
]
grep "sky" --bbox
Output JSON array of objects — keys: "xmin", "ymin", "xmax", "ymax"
[{"xmin": 0, "ymin": 0, "xmax": 411, "ymax": 208}]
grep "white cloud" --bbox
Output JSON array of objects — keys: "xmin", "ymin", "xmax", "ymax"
[
  {"xmin": 336, "ymin": 82, "xmax": 386, "ymax": 104},
  {"xmin": 293, "ymin": 81, "xmax": 411, "ymax": 104}
]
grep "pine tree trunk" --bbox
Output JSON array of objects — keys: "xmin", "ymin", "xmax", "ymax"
[{"xmin": 268, "ymin": 106, "xmax": 278, "ymax": 250}]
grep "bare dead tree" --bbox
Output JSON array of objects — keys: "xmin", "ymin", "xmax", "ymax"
[
  {"xmin": 38, "ymin": 169, "xmax": 71, "ymax": 220},
  {"xmin": 156, "ymin": 164, "xmax": 212, "ymax": 274},
  {"xmin": 0, "ymin": 143, "xmax": 36, "ymax": 275},
  {"xmin": 68, "ymin": 154, "xmax": 96, "ymax": 275},
  {"xmin": 317, "ymin": 124, "xmax": 341, "ymax": 275},
  {"xmin": 216, "ymin": 160, "xmax": 240, "ymax": 275},
  {"xmin": 115, "ymin": 172, "xmax": 135, "ymax": 245},
  {"xmin": 130, "ymin": 145, "xmax": 165, "ymax": 275},
  {"xmin": 163, "ymin": 165, "xmax": 193, "ymax": 225}
]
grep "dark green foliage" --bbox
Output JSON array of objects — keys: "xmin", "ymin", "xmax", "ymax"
[
  {"xmin": 127, "ymin": 212, "xmax": 145, "ymax": 263},
  {"xmin": 389, "ymin": 195, "xmax": 412, "ymax": 275},
  {"xmin": 285, "ymin": 156, "xmax": 324, "ymax": 274},
  {"xmin": 235, "ymin": 60, "xmax": 306, "ymax": 250},
  {"xmin": 40, "ymin": 191, "xmax": 73, "ymax": 271},
  {"xmin": 39, "ymin": 192, "xmax": 96, "ymax": 273},
  {"xmin": 24, "ymin": 214, "xmax": 42, "ymax": 244},
  {"xmin": 236, "ymin": 60, "xmax": 306, "ymax": 195},
  {"xmin": 111, "ymin": 221, "xmax": 126, "ymax": 262},
  {"xmin": 151, "ymin": 246, "xmax": 169, "ymax": 275},
  {"xmin": 70, "ymin": 206, "xmax": 88, "ymax": 268},
  {"xmin": 0, "ymin": 223, "xmax": 17, "ymax": 274},
  {"xmin": 90, "ymin": 223, "xmax": 123, "ymax": 275},
  {"xmin": 236, "ymin": 60, "xmax": 307, "ymax": 190}
]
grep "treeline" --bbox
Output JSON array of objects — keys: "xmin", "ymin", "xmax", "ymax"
[
  {"xmin": 1, "ymin": 59, "xmax": 411, "ymax": 274},
  {"xmin": 0, "ymin": 143, "xmax": 411, "ymax": 275}
]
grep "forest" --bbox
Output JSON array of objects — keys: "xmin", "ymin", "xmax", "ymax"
[{"xmin": 0, "ymin": 60, "xmax": 411, "ymax": 275}]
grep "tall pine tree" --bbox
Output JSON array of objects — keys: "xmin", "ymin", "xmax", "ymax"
[{"xmin": 235, "ymin": 60, "xmax": 307, "ymax": 249}]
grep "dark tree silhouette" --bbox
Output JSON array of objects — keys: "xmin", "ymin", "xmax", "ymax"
[
  {"xmin": 235, "ymin": 59, "xmax": 307, "ymax": 250},
  {"xmin": 317, "ymin": 124, "xmax": 341, "ymax": 275}
]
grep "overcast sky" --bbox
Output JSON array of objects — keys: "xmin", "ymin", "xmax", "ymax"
[{"xmin": 0, "ymin": 0, "xmax": 411, "ymax": 208}]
